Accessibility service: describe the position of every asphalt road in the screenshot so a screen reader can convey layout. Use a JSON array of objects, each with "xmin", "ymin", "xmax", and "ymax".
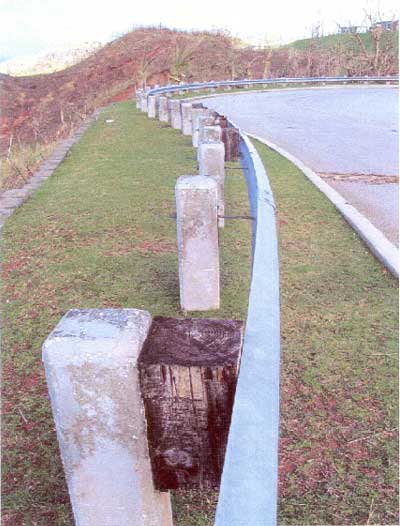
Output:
[{"xmin": 202, "ymin": 87, "xmax": 399, "ymax": 245}]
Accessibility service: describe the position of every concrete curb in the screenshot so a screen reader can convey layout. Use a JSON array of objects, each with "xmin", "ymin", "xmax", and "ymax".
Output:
[
  {"xmin": 0, "ymin": 108, "xmax": 104, "ymax": 231},
  {"xmin": 247, "ymin": 133, "xmax": 399, "ymax": 278}
]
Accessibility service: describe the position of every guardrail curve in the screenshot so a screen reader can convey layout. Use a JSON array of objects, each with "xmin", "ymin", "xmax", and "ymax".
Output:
[
  {"xmin": 140, "ymin": 80, "xmax": 283, "ymax": 525},
  {"xmin": 146, "ymin": 75, "xmax": 398, "ymax": 96}
]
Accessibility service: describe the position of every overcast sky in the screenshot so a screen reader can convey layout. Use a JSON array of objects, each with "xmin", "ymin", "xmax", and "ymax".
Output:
[{"xmin": 0, "ymin": 0, "xmax": 398, "ymax": 60}]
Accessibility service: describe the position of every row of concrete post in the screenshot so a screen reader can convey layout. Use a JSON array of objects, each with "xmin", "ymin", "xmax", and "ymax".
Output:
[
  {"xmin": 137, "ymin": 88, "xmax": 229, "ymax": 312},
  {"xmin": 42, "ymin": 88, "xmax": 239, "ymax": 526}
]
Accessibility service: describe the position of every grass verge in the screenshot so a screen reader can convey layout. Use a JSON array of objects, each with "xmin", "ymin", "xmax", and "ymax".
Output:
[
  {"xmin": 1, "ymin": 101, "xmax": 252, "ymax": 525},
  {"xmin": 1, "ymin": 100, "xmax": 398, "ymax": 525},
  {"xmin": 254, "ymin": 140, "xmax": 398, "ymax": 525}
]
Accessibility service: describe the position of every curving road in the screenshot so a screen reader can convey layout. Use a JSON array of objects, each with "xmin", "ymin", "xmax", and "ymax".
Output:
[{"xmin": 202, "ymin": 87, "xmax": 399, "ymax": 245}]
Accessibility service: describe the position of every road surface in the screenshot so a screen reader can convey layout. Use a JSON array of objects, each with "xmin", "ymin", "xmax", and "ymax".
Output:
[{"xmin": 202, "ymin": 87, "xmax": 399, "ymax": 245}]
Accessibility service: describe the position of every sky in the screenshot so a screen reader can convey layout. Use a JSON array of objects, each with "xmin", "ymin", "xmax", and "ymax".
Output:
[{"xmin": 0, "ymin": 0, "xmax": 398, "ymax": 61}]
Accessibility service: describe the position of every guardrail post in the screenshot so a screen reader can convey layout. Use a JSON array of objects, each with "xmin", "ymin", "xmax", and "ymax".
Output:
[
  {"xmin": 175, "ymin": 176, "xmax": 220, "ymax": 311},
  {"xmin": 148, "ymin": 95, "xmax": 158, "ymax": 118},
  {"xmin": 197, "ymin": 124, "xmax": 221, "ymax": 163},
  {"xmin": 221, "ymin": 128, "xmax": 240, "ymax": 162},
  {"xmin": 136, "ymin": 89, "xmax": 143, "ymax": 109},
  {"xmin": 168, "ymin": 99, "xmax": 182, "ymax": 129},
  {"xmin": 198, "ymin": 142, "xmax": 226, "ymax": 228},
  {"xmin": 140, "ymin": 92, "xmax": 148, "ymax": 112},
  {"xmin": 42, "ymin": 308, "xmax": 173, "ymax": 526},
  {"xmin": 192, "ymin": 108, "xmax": 212, "ymax": 147},
  {"xmin": 181, "ymin": 102, "xmax": 193, "ymax": 135},
  {"xmin": 138, "ymin": 316, "xmax": 243, "ymax": 490},
  {"xmin": 158, "ymin": 96, "xmax": 169, "ymax": 123}
]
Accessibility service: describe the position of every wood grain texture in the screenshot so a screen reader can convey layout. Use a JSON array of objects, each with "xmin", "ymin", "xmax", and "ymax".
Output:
[{"xmin": 138, "ymin": 316, "xmax": 244, "ymax": 490}]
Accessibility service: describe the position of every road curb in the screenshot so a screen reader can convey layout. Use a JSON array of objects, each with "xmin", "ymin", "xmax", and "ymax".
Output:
[{"xmin": 247, "ymin": 133, "xmax": 399, "ymax": 278}]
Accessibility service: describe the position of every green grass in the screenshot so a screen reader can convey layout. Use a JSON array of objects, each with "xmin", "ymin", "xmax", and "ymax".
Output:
[
  {"xmin": 286, "ymin": 30, "xmax": 398, "ymax": 53},
  {"xmin": 1, "ymin": 101, "xmax": 252, "ymax": 525},
  {"xmin": 1, "ymin": 100, "xmax": 398, "ymax": 525},
  {"xmin": 254, "ymin": 140, "xmax": 398, "ymax": 525}
]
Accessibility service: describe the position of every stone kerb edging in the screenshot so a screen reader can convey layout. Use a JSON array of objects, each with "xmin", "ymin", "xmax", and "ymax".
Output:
[
  {"xmin": 0, "ymin": 108, "xmax": 104, "ymax": 231},
  {"xmin": 248, "ymin": 133, "xmax": 399, "ymax": 279}
]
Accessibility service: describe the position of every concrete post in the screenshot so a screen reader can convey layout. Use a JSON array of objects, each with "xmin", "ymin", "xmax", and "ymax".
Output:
[
  {"xmin": 181, "ymin": 103, "xmax": 193, "ymax": 135},
  {"xmin": 147, "ymin": 95, "xmax": 158, "ymax": 118},
  {"xmin": 175, "ymin": 176, "xmax": 220, "ymax": 311},
  {"xmin": 191, "ymin": 108, "xmax": 210, "ymax": 147},
  {"xmin": 140, "ymin": 92, "xmax": 148, "ymax": 112},
  {"xmin": 198, "ymin": 142, "xmax": 226, "ymax": 228},
  {"xmin": 200, "ymin": 125, "xmax": 222, "ymax": 144},
  {"xmin": 158, "ymin": 97, "xmax": 169, "ymax": 123},
  {"xmin": 197, "ymin": 118, "xmax": 219, "ymax": 163},
  {"xmin": 135, "ymin": 89, "xmax": 143, "ymax": 109},
  {"xmin": 168, "ymin": 99, "xmax": 182, "ymax": 129},
  {"xmin": 43, "ymin": 308, "xmax": 173, "ymax": 526}
]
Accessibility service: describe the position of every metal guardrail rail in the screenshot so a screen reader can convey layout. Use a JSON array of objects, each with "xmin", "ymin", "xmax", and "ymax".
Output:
[
  {"xmin": 214, "ymin": 130, "xmax": 281, "ymax": 526},
  {"xmin": 140, "ymin": 76, "xmax": 397, "ymax": 524},
  {"xmin": 147, "ymin": 75, "xmax": 398, "ymax": 96},
  {"xmin": 141, "ymin": 80, "xmax": 284, "ymax": 524}
]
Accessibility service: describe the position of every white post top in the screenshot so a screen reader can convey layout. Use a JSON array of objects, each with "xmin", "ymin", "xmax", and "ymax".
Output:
[
  {"xmin": 43, "ymin": 308, "xmax": 151, "ymax": 367},
  {"xmin": 176, "ymin": 175, "xmax": 218, "ymax": 191}
]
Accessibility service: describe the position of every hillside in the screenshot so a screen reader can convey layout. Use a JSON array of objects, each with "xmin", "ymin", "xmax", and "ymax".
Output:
[{"xmin": 1, "ymin": 26, "xmax": 398, "ymax": 190}]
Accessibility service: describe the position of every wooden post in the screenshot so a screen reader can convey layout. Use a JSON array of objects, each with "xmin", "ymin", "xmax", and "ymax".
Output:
[
  {"xmin": 221, "ymin": 127, "xmax": 240, "ymax": 161},
  {"xmin": 138, "ymin": 316, "xmax": 243, "ymax": 490}
]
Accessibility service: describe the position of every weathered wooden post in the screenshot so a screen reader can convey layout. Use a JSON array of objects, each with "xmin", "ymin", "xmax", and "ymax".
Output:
[
  {"xmin": 168, "ymin": 99, "xmax": 182, "ymax": 129},
  {"xmin": 43, "ymin": 308, "xmax": 173, "ymax": 526},
  {"xmin": 138, "ymin": 316, "xmax": 244, "ymax": 490},
  {"xmin": 158, "ymin": 96, "xmax": 169, "ymax": 123},
  {"xmin": 198, "ymin": 141, "xmax": 226, "ymax": 228},
  {"xmin": 221, "ymin": 127, "xmax": 240, "ymax": 161},
  {"xmin": 175, "ymin": 175, "xmax": 219, "ymax": 311}
]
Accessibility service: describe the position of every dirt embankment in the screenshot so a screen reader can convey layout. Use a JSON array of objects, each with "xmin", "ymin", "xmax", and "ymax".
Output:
[{"xmin": 1, "ymin": 26, "xmax": 398, "ymax": 158}]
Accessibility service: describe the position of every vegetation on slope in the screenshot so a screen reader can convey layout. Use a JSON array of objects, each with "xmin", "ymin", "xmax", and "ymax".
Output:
[{"xmin": 1, "ymin": 25, "xmax": 398, "ymax": 193}]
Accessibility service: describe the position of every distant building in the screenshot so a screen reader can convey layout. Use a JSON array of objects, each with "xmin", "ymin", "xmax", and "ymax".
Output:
[
  {"xmin": 371, "ymin": 20, "xmax": 399, "ymax": 31},
  {"xmin": 339, "ymin": 25, "xmax": 368, "ymax": 34}
]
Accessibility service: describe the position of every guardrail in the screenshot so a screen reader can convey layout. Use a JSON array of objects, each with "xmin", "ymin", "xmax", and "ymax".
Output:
[
  {"xmin": 214, "ymin": 129, "xmax": 280, "ymax": 526},
  {"xmin": 147, "ymin": 75, "xmax": 398, "ymax": 96},
  {"xmin": 141, "ymin": 82, "xmax": 282, "ymax": 524}
]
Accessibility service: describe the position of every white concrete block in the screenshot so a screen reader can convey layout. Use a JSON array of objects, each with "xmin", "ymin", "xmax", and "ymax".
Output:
[
  {"xmin": 175, "ymin": 176, "xmax": 220, "ymax": 311},
  {"xmin": 181, "ymin": 103, "xmax": 193, "ymax": 135},
  {"xmin": 135, "ymin": 89, "xmax": 143, "ymax": 109},
  {"xmin": 147, "ymin": 95, "xmax": 158, "ymax": 118},
  {"xmin": 191, "ymin": 108, "xmax": 209, "ymax": 147},
  {"xmin": 140, "ymin": 93, "xmax": 148, "ymax": 112},
  {"xmin": 168, "ymin": 99, "xmax": 182, "ymax": 129},
  {"xmin": 43, "ymin": 308, "xmax": 173, "ymax": 526},
  {"xmin": 158, "ymin": 97, "xmax": 169, "ymax": 123},
  {"xmin": 198, "ymin": 142, "xmax": 226, "ymax": 227},
  {"xmin": 197, "ymin": 124, "xmax": 221, "ymax": 163}
]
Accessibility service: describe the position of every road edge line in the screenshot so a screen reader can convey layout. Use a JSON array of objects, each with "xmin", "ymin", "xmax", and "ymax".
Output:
[{"xmin": 247, "ymin": 133, "xmax": 399, "ymax": 279}]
